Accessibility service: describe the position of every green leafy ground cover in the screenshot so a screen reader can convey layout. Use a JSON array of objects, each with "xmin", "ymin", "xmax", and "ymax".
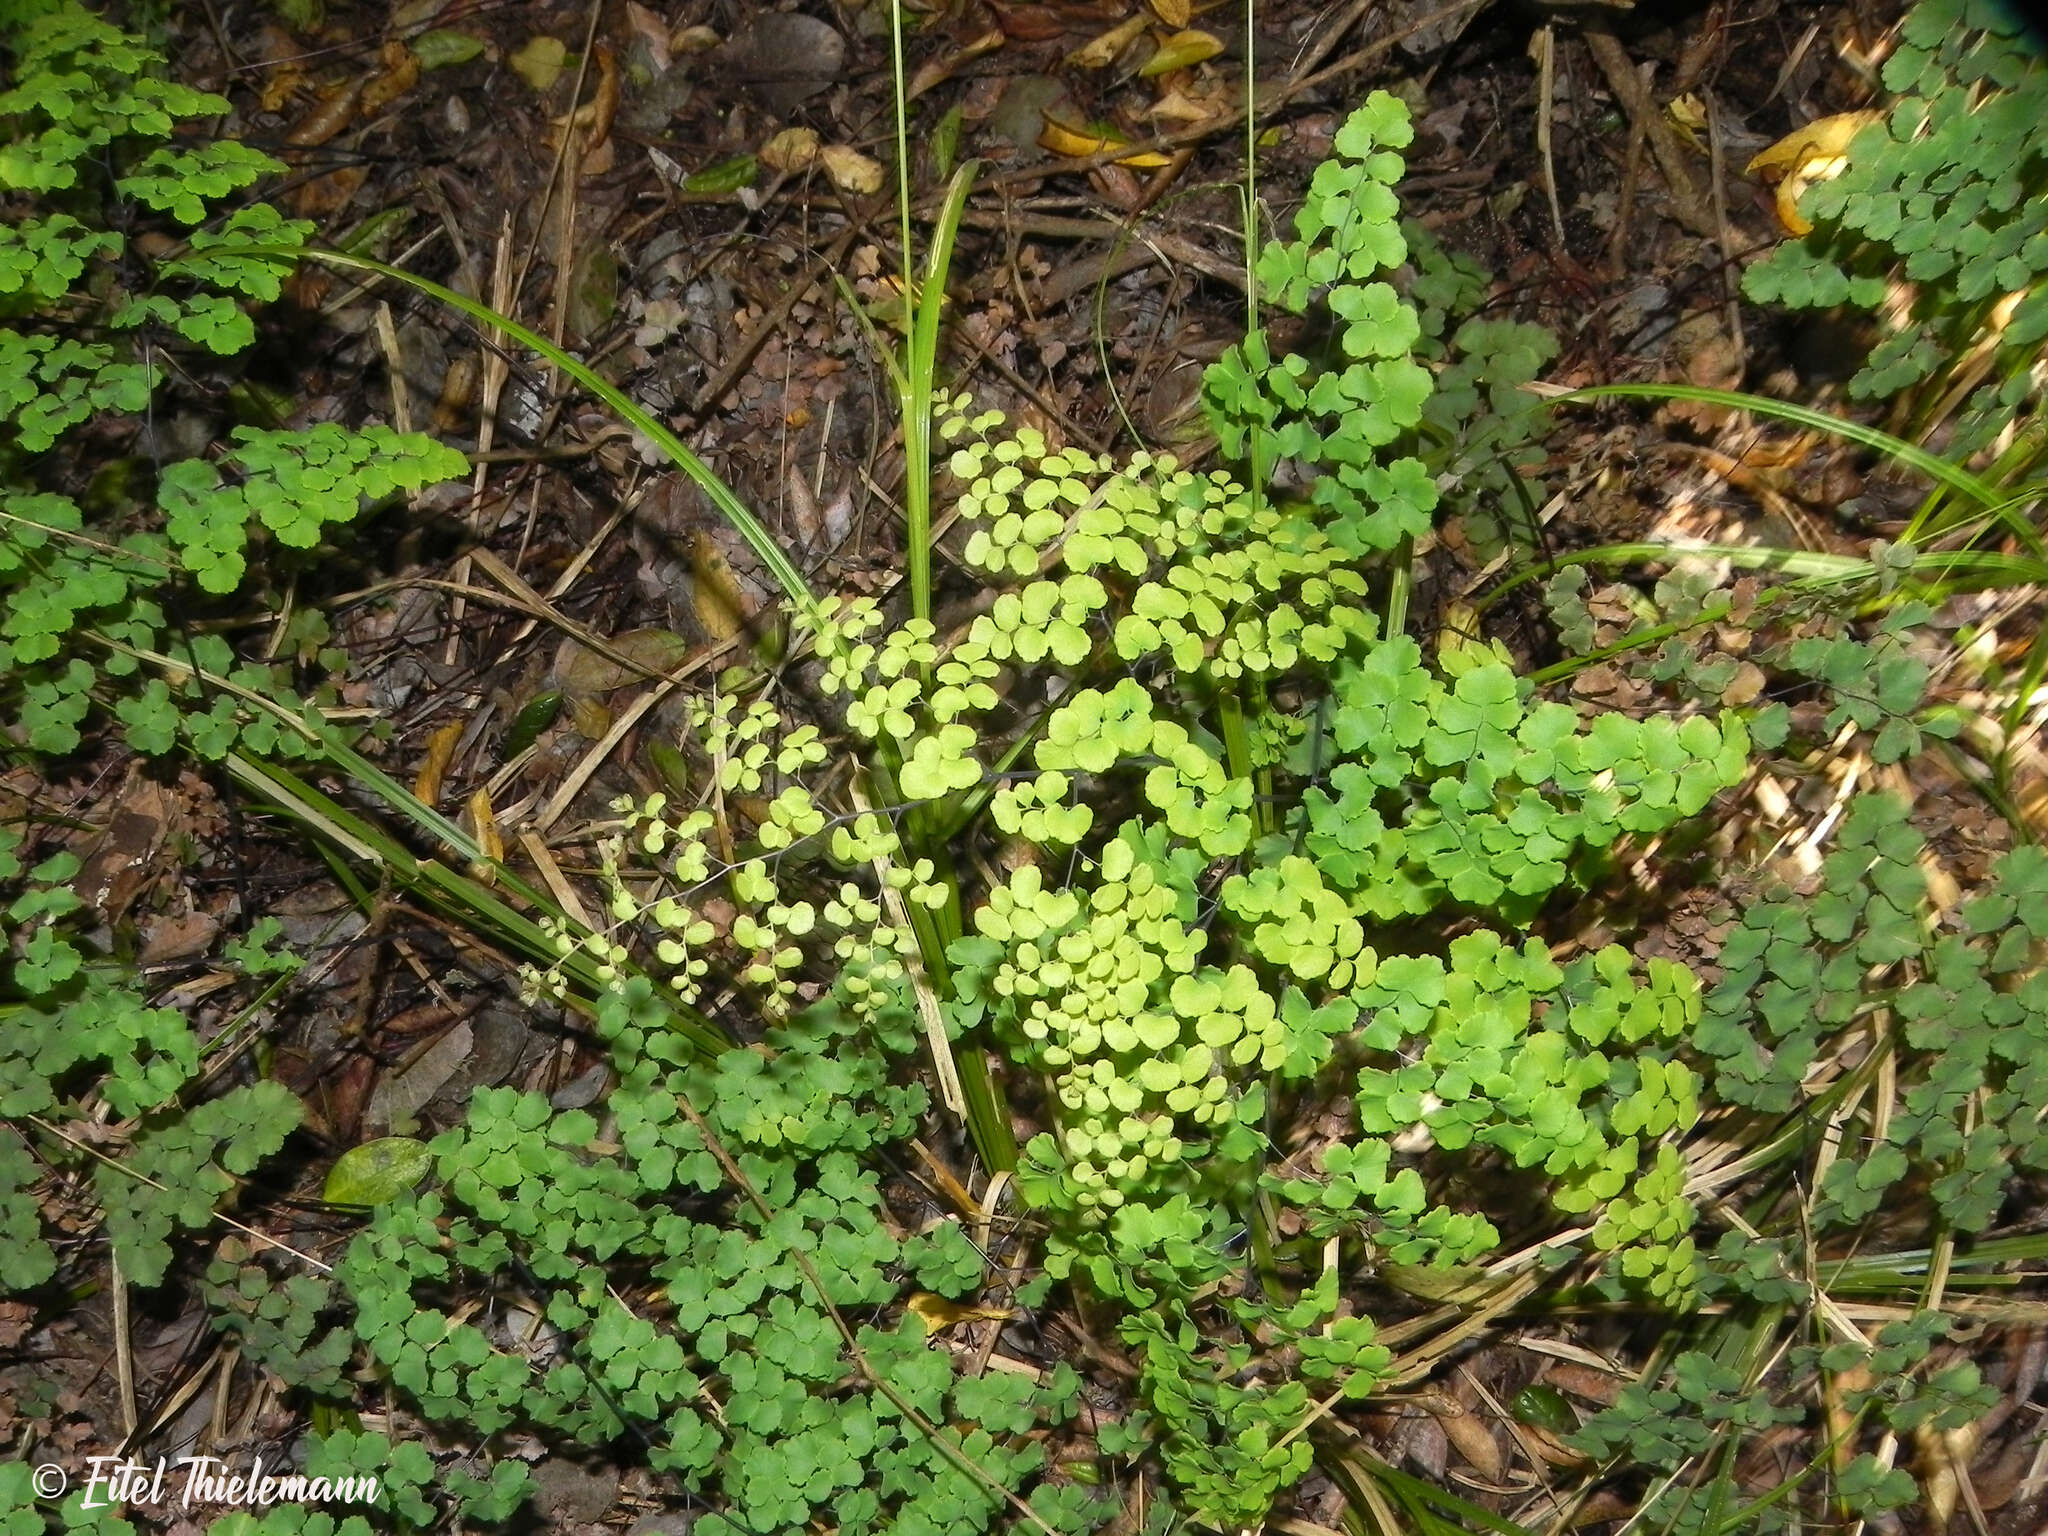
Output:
[{"xmin": 5, "ymin": 1, "xmax": 2047, "ymax": 1533}]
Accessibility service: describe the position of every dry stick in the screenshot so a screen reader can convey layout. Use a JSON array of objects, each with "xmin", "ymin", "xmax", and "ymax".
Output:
[
  {"xmin": 423, "ymin": 547, "xmax": 695, "ymax": 690},
  {"xmin": 444, "ymin": 215, "xmax": 518, "ymax": 667},
  {"xmin": 1534, "ymin": 25, "xmax": 1569, "ymax": 249},
  {"xmin": 373, "ymin": 301, "xmax": 415, "ymax": 432},
  {"xmin": 1581, "ymin": 26, "xmax": 1720, "ymax": 241},
  {"xmin": 25, "ymin": 1115, "xmax": 334, "ymax": 1274},
  {"xmin": 112, "ymin": 1253, "xmax": 137, "ymax": 1436},
  {"xmin": 1287, "ymin": 0, "xmax": 1388, "ymax": 84},
  {"xmin": 1704, "ymin": 88, "xmax": 1746, "ymax": 366},
  {"xmin": 846, "ymin": 777, "xmax": 967, "ymax": 1120},
  {"xmin": 960, "ymin": 210, "xmax": 1247, "ymax": 303},
  {"xmin": 509, "ymin": 0, "xmax": 606, "ymax": 308},
  {"xmin": 666, "ymin": 1091, "xmax": 1061, "ymax": 1536},
  {"xmin": 1608, "ymin": 116, "xmax": 1646, "ymax": 278}
]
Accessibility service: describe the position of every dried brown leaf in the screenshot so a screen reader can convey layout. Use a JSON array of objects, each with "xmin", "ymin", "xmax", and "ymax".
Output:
[
  {"xmin": 1065, "ymin": 13, "xmax": 1148, "ymax": 68},
  {"xmin": 817, "ymin": 143, "xmax": 885, "ymax": 195}
]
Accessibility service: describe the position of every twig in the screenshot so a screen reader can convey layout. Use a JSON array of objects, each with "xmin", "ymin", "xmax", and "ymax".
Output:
[
  {"xmin": 1704, "ymin": 88, "xmax": 1746, "ymax": 366},
  {"xmin": 1582, "ymin": 26, "xmax": 1720, "ymax": 240},
  {"xmin": 25, "ymin": 1115, "xmax": 334, "ymax": 1275},
  {"xmin": 1534, "ymin": 26, "xmax": 1569, "ymax": 249},
  {"xmin": 1608, "ymin": 116, "xmax": 1645, "ymax": 277}
]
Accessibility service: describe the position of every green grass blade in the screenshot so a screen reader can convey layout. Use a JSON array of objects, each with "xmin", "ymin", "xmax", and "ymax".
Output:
[
  {"xmin": 283, "ymin": 247, "xmax": 822, "ymax": 623},
  {"xmin": 904, "ymin": 161, "xmax": 979, "ymax": 623},
  {"xmin": 1565, "ymin": 382, "xmax": 2024, "ymax": 543}
]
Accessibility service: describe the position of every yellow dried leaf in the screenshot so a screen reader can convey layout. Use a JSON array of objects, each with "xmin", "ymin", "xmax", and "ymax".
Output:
[
  {"xmin": 465, "ymin": 785, "xmax": 503, "ymax": 882},
  {"xmin": 1665, "ymin": 91, "xmax": 1707, "ymax": 151},
  {"xmin": 906, "ymin": 1292, "xmax": 1014, "ymax": 1333},
  {"xmin": 259, "ymin": 65, "xmax": 309, "ymax": 114},
  {"xmin": 1065, "ymin": 13, "xmax": 1149, "ymax": 69},
  {"xmin": 1745, "ymin": 110, "xmax": 1881, "ymax": 235},
  {"xmin": 360, "ymin": 40, "xmax": 420, "ymax": 116},
  {"xmin": 761, "ymin": 126, "xmax": 820, "ymax": 171},
  {"xmin": 1744, "ymin": 110, "xmax": 1881, "ymax": 178},
  {"xmin": 1038, "ymin": 115, "xmax": 1171, "ymax": 168},
  {"xmin": 1146, "ymin": 0, "xmax": 1190, "ymax": 27},
  {"xmin": 817, "ymin": 143, "xmax": 885, "ymax": 195},
  {"xmin": 691, "ymin": 532, "xmax": 752, "ymax": 640},
  {"xmin": 510, "ymin": 35, "xmax": 567, "ymax": 92},
  {"xmin": 414, "ymin": 720, "xmax": 465, "ymax": 805},
  {"xmin": 1139, "ymin": 28, "xmax": 1222, "ymax": 77}
]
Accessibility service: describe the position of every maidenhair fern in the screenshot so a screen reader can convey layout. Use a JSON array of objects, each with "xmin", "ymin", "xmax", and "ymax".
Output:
[{"xmin": 561, "ymin": 90, "xmax": 1750, "ymax": 1530}]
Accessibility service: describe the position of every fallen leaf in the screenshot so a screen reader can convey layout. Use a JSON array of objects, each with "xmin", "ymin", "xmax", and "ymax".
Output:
[
  {"xmin": 466, "ymin": 785, "xmax": 503, "ymax": 876},
  {"xmin": 1089, "ymin": 161, "xmax": 1143, "ymax": 209},
  {"xmin": 907, "ymin": 29, "xmax": 1004, "ymax": 100},
  {"xmin": 906, "ymin": 1293, "xmax": 1013, "ymax": 1333},
  {"xmin": 760, "ymin": 126, "xmax": 820, "ymax": 171},
  {"xmin": 634, "ymin": 295, "xmax": 687, "ymax": 346},
  {"xmin": 1065, "ymin": 13, "xmax": 1148, "ymax": 68},
  {"xmin": 568, "ymin": 693, "xmax": 611, "ymax": 739},
  {"xmin": 1744, "ymin": 110, "xmax": 1881, "ymax": 178},
  {"xmin": 625, "ymin": 0, "xmax": 672, "ymax": 70},
  {"xmin": 1724, "ymin": 661, "xmax": 1767, "ymax": 706},
  {"xmin": 683, "ymin": 153, "xmax": 758, "ymax": 193},
  {"xmin": 510, "ymin": 35, "xmax": 568, "ymax": 92},
  {"xmin": 360, "ymin": 40, "xmax": 419, "ymax": 116},
  {"xmin": 985, "ymin": 1, "xmax": 1074, "ymax": 41},
  {"xmin": 259, "ymin": 63, "xmax": 309, "ymax": 112},
  {"xmin": 1433, "ymin": 1399, "xmax": 1504, "ymax": 1482},
  {"xmin": 562, "ymin": 241, "xmax": 618, "ymax": 348},
  {"xmin": 1745, "ymin": 110, "xmax": 1882, "ymax": 235},
  {"xmin": 414, "ymin": 719, "xmax": 465, "ymax": 804},
  {"xmin": 691, "ymin": 532, "xmax": 752, "ymax": 640},
  {"xmin": 546, "ymin": 41, "xmax": 620, "ymax": 163},
  {"xmin": 1139, "ymin": 27, "xmax": 1222, "ymax": 76},
  {"xmin": 412, "ymin": 28, "xmax": 486, "ymax": 69},
  {"xmin": 552, "ymin": 628, "xmax": 694, "ymax": 695},
  {"xmin": 1146, "ymin": 0, "xmax": 1189, "ymax": 27},
  {"xmin": 718, "ymin": 12, "xmax": 843, "ymax": 113},
  {"xmin": 1665, "ymin": 90, "xmax": 1708, "ymax": 151},
  {"xmin": 387, "ymin": 0, "xmax": 441, "ymax": 28},
  {"xmin": 140, "ymin": 909, "xmax": 221, "ymax": 966},
  {"xmin": 1039, "ymin": 114, "xmax": 1171, "ymax": 168},
  {"xmin": 1148, "ymin": 83, "xmax": 1223, "ymax": 123},
  {"xmin": 1378, "ymin": 1261, "xmax": 1497, "ymax": 1304},
  {"xmin": 289, "ymin": 164, "xmax": 367, "ymax": 217},
  {"xmin": 818, "ymin": 143, "xmax": 885, "ymax": 195},
  {"xmin": 72, "ymin": 769, "xmax": 171, "ymax": 923},
  {"xmin": 364, "ymin": 1024, "xmax": 471, "ymax": 1135},
  {"xmin": 285, "ymin": 80, "xmax": 361, "ymax": 146},
  {"xmin": 325, "ymin": 1136, "xmax": 433, "ymax": 1206}
]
